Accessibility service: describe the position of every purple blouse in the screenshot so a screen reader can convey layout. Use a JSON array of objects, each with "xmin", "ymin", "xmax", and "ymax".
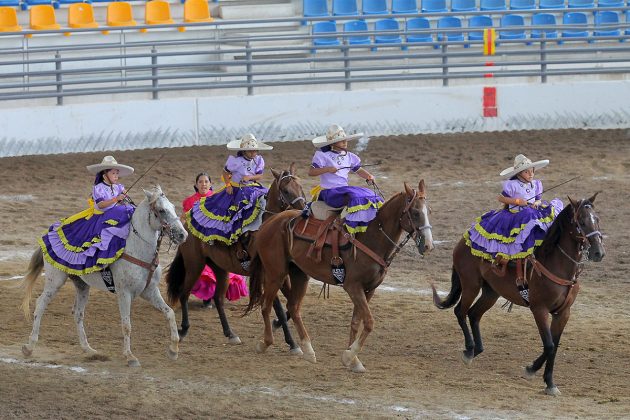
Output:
[
  {"xmin": 225, "ymin": 155, "xmax": 265, "ymax": 184},
  {"xmin": 502, "ymin": 179, "xmax": 543, "ymax": 210},
  {"xmin": 93, "ymin": 182, "xmax": 125, "ymax": 211},
  {"xmin": 311, "ymin": 150, "xmax": 361, "ymax": 189}
]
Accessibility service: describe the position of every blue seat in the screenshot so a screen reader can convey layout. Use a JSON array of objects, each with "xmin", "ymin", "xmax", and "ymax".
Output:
[
  {"xmin": 57, "ymin": 0, "xmax": 88, "ymax": 4},
  {"xmin": 437, "ymin": 16, "xmax": 464, "ymax": 42},
  {"xmin": 304, "ymin": 0, "xmax": 328, "ymax": 17},
  {"xmin": 561, "ymin": 11, "xmax": 589, "ymax": 39},
  {"xmin": 22, "ymin": 0, "xmax": 59, "ymax": 9},
  {"xmin": 343, "ymin": 19, "xmax": 371, "ymax": 44},
  {"xmin": 480, "ymin": 0, "xmax": 507, "ymax": 10},
  {"xmin": 451, "ymin": 0, "xmax": 476, "ymax": 11},
  {"xmin": 594, "ymin": 10, "xmax": 620, "ymax": 37},
  {"xmin": 626, "ymin": 10, "xmax": 630, "ymax": 35},
  {"xmin": 568, "ymin": 0, "xmax": 594, "ymax": 8},
  {"xmin": 422, "ymin": 0, "xmax": 447, "ymax": 12},
  {"xmin": 598, "ymin": 0, "xmax": 624, "ymax": 7},
  {"xmin": 392, "ymin": 0, "xmax": 418, "ymax": 14},
  {"xmin": 363, "ymin": 0, "xmax": 388, "ymax": 14},
  {"xmin": 539, "ymin": 0, "xmax": 565, "ymax": 8},
  {"xmin": 0, "ymin": 0, "xmax": 20, "ymax": 6},
  {"xmin": 312, "ymin": 21, "xmax": 340, "ymax": 47},
  {"xmin": 499, "ymin": 14, "xmax": 526, "ymax": 40},
  {"xmin": 531, "ymin": 13, "xmax": 558, "ymax": 39},
  {"xmin": 333, "ymin": 0, "xmax": 359, "ymax": 16},
  {"xmin": 406, "ymin": 17, "xmax": 433, "ymax": 43},
  {"xmin": 468, "ymin": 15, "xmax": 493, "ymax": 41},
  {"xmin": 374, "ymin": 18, "xmax": 403, "ymax": 45},
  {"xmin": 510, "ymin": 0, "xmax": 536, "ymax": 9}
]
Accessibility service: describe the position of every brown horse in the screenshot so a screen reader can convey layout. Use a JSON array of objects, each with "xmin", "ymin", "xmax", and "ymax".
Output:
[
  {"xmin": 166, "ymin": 163, "xmax": 306, "ymax": 352},
  {"xmin": 432, "ymin": 194, "xmax": 605, "ymax": 395},
  {"xmin": 246, "ymin": 181, "xmax": 434, "ymax": 372}
]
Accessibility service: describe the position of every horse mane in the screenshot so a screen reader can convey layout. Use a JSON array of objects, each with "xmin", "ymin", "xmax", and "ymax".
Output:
[{"xmin": 536, "ymin": 200, "xmax": 585, "ymax": 258}]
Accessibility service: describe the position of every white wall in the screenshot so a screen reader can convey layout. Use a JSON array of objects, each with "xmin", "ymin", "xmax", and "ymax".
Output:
[{"xmin": 1, "ymin": 80, "xmax": 629, "ymax": 157}]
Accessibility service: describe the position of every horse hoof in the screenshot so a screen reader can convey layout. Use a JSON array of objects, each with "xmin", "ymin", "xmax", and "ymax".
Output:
[
  {"xmin": 523, "ymin": 366, "xmax": 536, "ymax": 379},
  {"xmin": 22, "ymin": 345, "xmax": 32, "ymax": 357},
  {"xmin": 341, "ymin": 350, "xmax": 354, "ymax": 367},
  {"xmin": 127, "ymin": 359, "xmax": 141, "ymax": 368},
  {"xmin": 303, "ymin": 352, "xmax": 317, "ymax": 364},
  {"xmin": 545, "ymin": 386, "xmax": 561, "ymax": 396},
  {"xmin": 255, "ymin": 341, "xmax": 269, "ymax": 354},
  {"xmin": 350, "ymin": 357, "xmax": 366, "ymax": 373},
  {"xmin": 289, "ymin": 346, "xmax": 303, "ymax": 356},
  {"xmin": 461, "ymin": 351, "xmax": 473, "ymax": 366},
  {"xmin": 167, "ymin": 348, "xmax": 178, "ymax": 361},
  {"xmin": 228, "ymin": 336, "xmax": 242, "ymax": 345}
]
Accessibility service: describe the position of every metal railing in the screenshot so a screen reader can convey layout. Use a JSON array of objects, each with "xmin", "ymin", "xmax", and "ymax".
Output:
[{"xmin": 1, "ymin": 9, "xmax": 630, "ymax": 104}]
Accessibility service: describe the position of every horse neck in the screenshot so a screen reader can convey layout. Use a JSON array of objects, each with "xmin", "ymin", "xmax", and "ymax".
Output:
[
  {"xmin": 125, "ymin": 199, "xmax": 159, "ymax": 259},
  {"xmin": 265, "ymin": 179, "xmax": 283, "ymax": 215},
  {"xmin": 536, "ymin": 211, "xmax": 582, "ymax": 280},
  {"xmin": 356, "ymin": 193, "xmax": 406, "ymax": 257}
]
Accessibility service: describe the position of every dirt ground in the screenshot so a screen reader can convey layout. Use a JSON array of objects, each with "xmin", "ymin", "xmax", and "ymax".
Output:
[{"xmin": 1, "ymin": 129, "xmax": 629, "ymax": 419}]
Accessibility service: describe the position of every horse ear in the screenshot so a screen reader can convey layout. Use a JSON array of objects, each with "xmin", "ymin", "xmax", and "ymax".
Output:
[
  {"xmin": 567, "ymin": 195, "xmax": 578, "ymax": 208},
  {"xmin": 418, "ymin": 179, "xmax": 426, "ymax": 194},
  {"xmin": 289, "ymin": 162, "xmax": 297, "ymax": 176},
  {"xmin": 404, "ymin": 182, "xmax": 414, "ymax": 197},
  {"xmin": 588, "ymin": 191, "xmax": 600, "ymax": 204},
  {"xmin": 143, "ymin": 188, "xmax": 152, "ymax": 200},
  {"xmin": 270, "ymin": 168, "xmax": 281, "ymax": 179}
]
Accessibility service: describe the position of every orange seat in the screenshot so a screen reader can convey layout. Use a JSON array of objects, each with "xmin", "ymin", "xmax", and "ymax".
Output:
[
  {"xmin": 68, "ymin": 3, "xmax": 98, "ymax": 29},
  {"xmin": 29, "ymin": 5, "xmax": 61, "ymax": 31},
  {"xmin": 106, "ymin": 2, "xmax": 137, "ymax": 27},
  {"xmin": 184, "ymin": 0, "xmax": 213, "ymax": 23},
  {"xmin": 0, "ymin": 6, "xmax": 22, "ymax": 32},
  {"xmin": 145, "ymin": 0, "xmax": 174, "ymax": 25}
]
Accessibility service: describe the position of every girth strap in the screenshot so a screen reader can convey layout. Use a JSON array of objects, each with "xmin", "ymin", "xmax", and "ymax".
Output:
[{"xmin": 120, "ymin": 252, "xmax": 160, "ymax": 291}]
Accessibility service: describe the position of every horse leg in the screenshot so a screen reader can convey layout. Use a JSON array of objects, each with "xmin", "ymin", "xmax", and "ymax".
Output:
[
  {"xmin": 255, "ymin": 273, "xmax": 283, "ymax": 355},
  {"xmin": 272, "ymin": 280, "xmax": 293, "ymax": 331},
  {"xmin": 141, "ymin": 283, "xmax": 179, "ymax": 361},
  {"xmin": 341, "ymin": 283, "xmax": 374, "ymax": 373},
  {"xmin": 467, "ymin": 284, "xmax": 499, "ymax": 357},
  {"xmin": 211, "ymin": 266, "xmax": 241, "ymax": 345},
  {"xmin": 22, "ymin": 268, "xmax": 67, "ymax": 357},
  {"xmin": 344, "ymin": 289, "xmax": 375, "ymax": 373},
  {"xmin": 178, "ymin": 295, "xmax": 190, "ymax": 340},
  {"xmin": 117, "ymin": 290, "xmax": 139, "ymax": 367},
  {"xmin": 282, "ymin": 270, "xmax": 315, "ymax": 363},
  {"xmin": 453, "ymin": 273, "xmax": 481, "ymax": 365},
  {"xmin": 70, "ymin": 276, "xmax": 97, "ymax": 355},
  {"xmin": 272, "ymin": 292, "xmax": 302, "ymax": 356}
]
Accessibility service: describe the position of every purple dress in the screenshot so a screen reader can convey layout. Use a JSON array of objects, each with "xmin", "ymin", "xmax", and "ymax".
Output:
[
  {"xmin": 312, "ymin": 149, "xmax": 383, "ymax": 234},
  {"xmin": 465, "ymin": 178, "xmax": 564, "ymax": 261},
  {"xmin": 39, "ymin": 182, "xmax": 135, "ymax": 275},
  {"xmin": 187, "ymin": 154, "xmax": 268, "ymax": 245}
]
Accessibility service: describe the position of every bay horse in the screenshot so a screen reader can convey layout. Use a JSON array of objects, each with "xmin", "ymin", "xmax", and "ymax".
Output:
[
  {"xmin": 21, "ymin": 186, "xmax": 188, "ymax": 367},
  {"xmin": 246, "ymin": 181, "xmax": 434, "ymax": 372},
  {"xmin": 432, "ymin": 194, "xmax": 605, "ymax": 395},
  {"xmin": 166, "ymin": 163, "xmax": 306, "ymax": 352}
]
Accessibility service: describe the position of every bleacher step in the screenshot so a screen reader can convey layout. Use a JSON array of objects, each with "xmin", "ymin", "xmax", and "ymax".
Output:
[{"xmin": 219, "ymin": 2, "xmax": 295, "ymax": 20}]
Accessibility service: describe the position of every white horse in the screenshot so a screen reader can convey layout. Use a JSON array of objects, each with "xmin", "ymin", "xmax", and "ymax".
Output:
[{"xmin": 21, "ymin": 186, "xmax": 187, "ymax": 367}]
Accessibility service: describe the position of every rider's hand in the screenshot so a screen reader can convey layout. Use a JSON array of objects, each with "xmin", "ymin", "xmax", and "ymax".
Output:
[
  {"xmin": 514, "ymin": 198, "xmax": 527, "ymax": 207},
  {"xmin": 365, "ymin": 176, "xmax": 375, "ymax": 186},
  {"xmin": 116, "ymin": 194, "xmax": 126, "ymax": 203},
  {"xmin": 226, "ymin": 185, "xmax": 233, "ymax": 195},
  {"xmin": 531, "ymin": 200, "xmax": 542, "ymax": 209}
]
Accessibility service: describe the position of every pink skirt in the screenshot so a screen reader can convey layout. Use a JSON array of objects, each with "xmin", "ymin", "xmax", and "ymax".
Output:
[{"xmin": 190, "ymin": 266, "xmax": 248, "ymax": 302}]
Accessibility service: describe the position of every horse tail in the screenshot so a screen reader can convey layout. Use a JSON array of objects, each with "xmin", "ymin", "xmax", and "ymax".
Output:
[
  {"xmin": 244, "ymin": 254, "xmax": 263, "ymax": 316},
  {"xmin": 166, "ymin": 248, "xmax": 186, "ymax": 307},
  {"xmin": 21, "ymin": 248, "xmax": 44, "ymax": 320},
  {"xmin": 431, "ymin": 267, "xmax": 462, "ymax": 310}
]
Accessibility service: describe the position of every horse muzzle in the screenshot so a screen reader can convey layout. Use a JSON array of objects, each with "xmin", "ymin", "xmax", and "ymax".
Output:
[{"xmin": 414, "ymin": 226, "xmax": 434, "ymax": 256}]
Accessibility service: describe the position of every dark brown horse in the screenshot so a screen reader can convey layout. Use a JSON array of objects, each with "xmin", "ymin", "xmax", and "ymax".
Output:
[
  {"xmin": 166, "ymin": 164, "xmax": 306, "ymax": 352},
  {"xmin": 246, "ymin": 181, "xmax": 434, "ymax": 372},
  {"xmin": 432, "ymin": 194, "xmax": 605, "ymax": 395}
]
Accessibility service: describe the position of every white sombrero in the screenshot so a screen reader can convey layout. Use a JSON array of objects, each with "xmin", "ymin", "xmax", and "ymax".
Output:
[
  {"xmin": 500, "ymin": 154, "xmax": 549, "ymax": 178},
  {"xmin": 86, "ymin": 155, "xmax": 134, "ymax": 177},
  {"xmin": 226, "ymin": 133, "xmax": 273, "ymax": 151},
  {"xmin": 312, "ymin": 124, "xmax": 364, "ymax": 148}
]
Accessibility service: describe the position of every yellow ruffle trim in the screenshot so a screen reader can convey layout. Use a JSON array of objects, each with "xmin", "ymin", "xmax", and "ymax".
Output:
[
  {"xmin": 38, "ymin": 237, "xmax": 125, "ymax": 276},
  {"xmin": 470, "ymin": 207, "xmax": 556, "ymax": 244},
  {"xmin": 463, "ymin": 230, "xmax": 544, "ymax": 262}
]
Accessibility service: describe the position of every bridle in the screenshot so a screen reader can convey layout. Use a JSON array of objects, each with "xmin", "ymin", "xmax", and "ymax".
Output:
[
  {"xmin": 274, "ymin": 172, "xmax": 307, "ymax": 211},
  {"xmin": 558, "ymin": 201, "xmax": 602, "ymax": 267}
]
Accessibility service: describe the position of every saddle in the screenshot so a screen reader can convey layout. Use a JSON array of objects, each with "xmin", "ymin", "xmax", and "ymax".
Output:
[{"xmin": 492, "ymin": 255, "xmax": 530, "ymax": 305}]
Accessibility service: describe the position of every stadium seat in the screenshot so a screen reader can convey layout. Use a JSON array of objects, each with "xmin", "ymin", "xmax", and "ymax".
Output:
[
  {"xmin": 597, "ymin": 0, "xmax": 624, "ymax": 7},
  {"xmin": 184, "ymin": 0, "xmax": 213, "ymax": 23},
  {"xmin": 303, "ymin": 0, "xmax": 328, "ymax": 18},
  {"xmin": 68, "ymin": 3, "xmax": 97, "ymax": 29},
  {"xmin": 539, "ymin": 0, "xmax": 565, "ymax": 8},
  {"xmin": 312, "ymin": 21, "xmax": 340, "ymax": 47},
  {"xmin": 144, "ymin": 0, "xmax": 174, "ymax": 30},
  {"xmin": 531, "ymin": 13, "xmax": 558, "ymax": 39},
  {"xmin": 510, "ymin": 0, "xmax": 536, "ymax": 10},
  {"xmin": 422, "ymin": 0, "xmax": 447, "ymax": 13},
  {"xmin": 499, "ymin": 14, "xmax": 526, "ymax": 40},
  {"xmin": 437, "ymin": 16, "xmax": 464, "ymax": 42},
  {"xmin": 567, "ymin": 0, "xmax": 594, "ymax": 8},
  {"xmin": 0, "ymin": 0, "xmax": 20, "ymax": 7},
  {"xmin": 561, "ymin": 11, "xmax": 589, "ymax": 40},
  {"xmin": 373, "ymin": 18, "xmax": 402, "ymax": 49},
  {"xmin": 406, "ymin": 17, "xmax": 433, "ymax": 43},
  {"xmin": 363, "ymin": 0, "xmax": 388, "ymax": 14},
  {"xmin": 58, "ymin": 0, "xmax": 88, "ymax": 5},
  {"xmin": 0, "ymin": 6, "xmax": 22, "ymax": 31},
  {"xmin": 23, "ymin": 0, "xmax": 59, "ymax": 11},
  {"xmin": 468, "ymin": 15, "xmax": 493, "ymax": 41},
  {"xmin": 626, "ymin": 10, "xmax": 630, "ymax": 35},
  {"xmin": 594, "ymin": 10, "xmax": 620, "ymax": 38},
  {"xmin": 332, "ymin": 0, "xmax": 358, "ymax": 16},
  {"xmin": 451, "ymin": 0, "xmax": 476, "ymax": 11},
  {"xmin": 343, "ymin": 19, "xmax": 371, "ymax": 44},
  {"xmin": 29, "ymin": 4, "xmax": 60, "ymax": 30},
  {"xmin": 480, "ymin": 0, "xmax": 507, "ymax": 10},
  {"xmin": 391, "ymin": 0, "xmax": 418, "ymax": 14},
  {"xmin": 106, "ymin": 2, "xmax": 137, "ymax": 27}
]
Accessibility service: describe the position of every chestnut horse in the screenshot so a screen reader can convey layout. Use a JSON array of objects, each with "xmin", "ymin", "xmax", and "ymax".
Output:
[
  {"xmin": 166, "ymin": 164, "xmax": 306, "ymax": 351},
  {"xmin": 432, "ymin": 194, "xmax": 605, "ymax": 395},
  {"xmin": 246, "ymin": 181, "xmax": 434, "ymax": 372}
]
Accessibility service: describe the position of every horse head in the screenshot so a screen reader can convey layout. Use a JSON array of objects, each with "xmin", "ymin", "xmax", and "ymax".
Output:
[
  {"xmin": 403, "ymin": 180, "xmax": 434, "ymax": 256},
  {"xmin": 567, "ymin": 193, "xmax": 605, "ymax": 262},
  {"xmin": 269, "ymin": 163, "xmax": 307, "ymax": 212},
  {"xmin": 143, "ymin": 185, "xmax": 188, "ymax": 244}
]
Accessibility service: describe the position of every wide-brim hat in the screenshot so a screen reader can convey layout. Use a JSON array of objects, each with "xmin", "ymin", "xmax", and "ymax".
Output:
[
  {"xmin": 226, "ymin": 133, "xmax": 273, "ymax": 151},
  {"xmin": 312, "ymin": 124, "xmax": 364, "ymax": 148},
  {"xmin": 86, "ymin": 155, "xmax": 134, "ymax": 177},
  {"xmin": 500, "ymin": 154, "xmax": 549, "ymax": 178}
]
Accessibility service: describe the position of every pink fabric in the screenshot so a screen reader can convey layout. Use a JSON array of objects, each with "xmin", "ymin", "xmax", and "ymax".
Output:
[
  {"xmin": 182, "ymin": 190, "xmax": 213, "ymax": 212},
  {"xmin": 190, "ymin": 267, "xmax": 248, "ymax": 302}
]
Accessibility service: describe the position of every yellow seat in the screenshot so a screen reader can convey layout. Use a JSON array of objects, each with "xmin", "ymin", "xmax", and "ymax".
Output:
[
  {"xmin": 68, "ymin": 3, "xmax": 98, "ymax": 29},
  {"xmin": 0, "ymin": 6, "xmax": 22, "ymax": 32},
  {"xmin": 29, "ymin": 5, "xmax": 61, "ymax": 31},
  {"xmin": 184, "ymin": 0, "xmax": 213, "ymax": 23},
  {"xmin": 145, "ymin": 0, "xmax": 174, "ymax": 26},
  {"xmin": 106, "ymin": 2, "xmax": 137, "ymax": 27}
]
